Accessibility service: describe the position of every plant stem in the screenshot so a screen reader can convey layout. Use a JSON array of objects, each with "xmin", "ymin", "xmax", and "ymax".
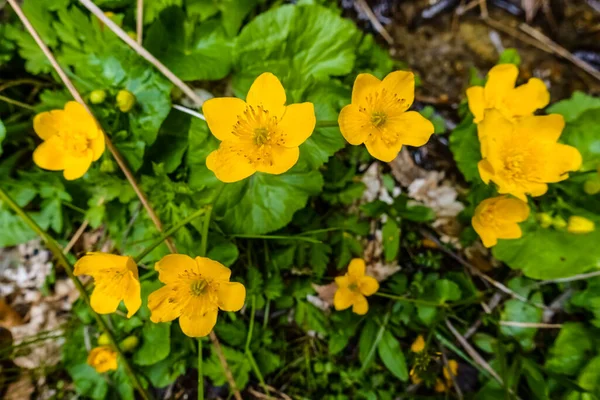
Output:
[
  {"xmin": 0, "ymin": 188, "xmax": 151, "ymax": 400},
  {"xmin": 198, "ymin": 338, "xmax": 204, "ymax": 400},
  {"xmin": 315, "ymin": 120, "xmax": 339, "ymax": 128},
  {"xmin": 231, "ymin": 234, "xmax": 322, "ymax": 244},
  {"xmin": 244, "ymin": 297, "xmax": 270, "ymax": 396},
  {"xmin": 374, "ymin": 292, "xmax": 445, "ymax": 307},
  {"xmin": 0, "ymin": 94, "xmax": 35, "ymax": 111},
  {"xmin": 199, "ymin": 205, "xmax": 213, "ymax": 258},
  {"xmin": 134, "ymin": 206, "xmax": 208, "ymax": 263}
]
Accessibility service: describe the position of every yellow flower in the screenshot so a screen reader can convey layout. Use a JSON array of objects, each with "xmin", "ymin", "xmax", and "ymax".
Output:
[
  {"xmin": 472, "ymin": 196, "xmax": 530, "ymax": 248},
  {"xmin": 338, "ymin": 71, "xmax": 434, "ymax": 162},
  {"xmin": 567, "ymin": 216, "xmax": 595, "ymax": 234},
  {"xmin": 333, "ymin": 259, "xmax": 379, "ymax": 315},
  {"xmin": 434, "ymin": 359, "xmax": 459, "ymax": 393},
  {"xmin": 410, "ymin": 367, "xmax": 422, "ymax": 385},
  {"xmin": 148, "ymin": 255, "xmax": 246, "ymax": 337},
  {"xmin": 33, "ymin": 101, "xmax": 105, "ymax": 180},
  {"xmin": 203, "ymin": 73, "xmax": 315, "ymax": 183},
  {"xmin": 411, "ymin": 335, "xmax": 426, "ymax": 353},
  {"xmin": 74, "ymin": 253, "xmax": 141, "ymax": 318},
  {"xmin": 87, "ymin": 346, "xmax": 118, "ymax": 373},
  {"xmin": 467, "ymin": 64, "xmax": 549, "ymax": 123},
  {"xmin": 477, "ymin": 110, "xmax": 582, "ymax": 200}
]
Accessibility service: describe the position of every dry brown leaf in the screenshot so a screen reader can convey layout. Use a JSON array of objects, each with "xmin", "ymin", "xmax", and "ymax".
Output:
[
  {"xmin": 4, "ymin": 371, "xmax": 35, "ymax": 400},
  {"xmin": 0, "ymin": 299, "xmax": 23, "ymax": 328}
]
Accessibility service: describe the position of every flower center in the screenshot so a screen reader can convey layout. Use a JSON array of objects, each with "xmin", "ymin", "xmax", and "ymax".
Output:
[
  {"xmin": 233, "ymin": 105, "xmax": 280, "ymax": 147},
  {"xmin": 60, "ymin": 131, "xmax": 91, "ymax": 155},
  {"xmin": 253, "ymin": 127, "xmax": 270, "ymax": 146},
  {"xmin": 348, "ymin": 282, "xmax": 359, "ymax": 292},
  {"xmin": 371, "ymin": 112, "xmax": 387, "ymax": 128},
  {"xmin": 504, "ymin": 154, "xmax": 525, "ymax": 179},
  {"xmin": 190, "ymin": 279, "xmax": 208, "ymax": 296}
]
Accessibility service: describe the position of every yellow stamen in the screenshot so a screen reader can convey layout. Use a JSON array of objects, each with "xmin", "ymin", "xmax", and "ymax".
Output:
[{"xmin": 190, "ymin": 280, "xmax": 208, "ymax": 296}]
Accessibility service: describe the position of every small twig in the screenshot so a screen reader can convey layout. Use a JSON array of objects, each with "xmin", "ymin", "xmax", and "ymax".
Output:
[
  {"xmin": 485, "ymin": 18, "xmax": 553, "ymax": 53},
  {"xmin": 499, "ymin": 321, "xmax": 562, "ymax": 329},
  {"xmin": 209, "ymin": 332, "xmax": 243, "ymax": 400},
  {"xmin": 0, "ymin": 94, "xmax": 35, "ymax": 110},
  {"xmin": 479, "ymin": 0, "xmax": 488, "ymax": 18},
  {"xmin": 542, "ymin": 289, "xmax": 573, "ymax": 323},
  {"xmin": 455, "ymin": 0, "xmax": 482, "ymax": 16},
  {"xmin": 519, "ymin": 23, "xmax": 600, "ymax": 82},
  {"xmin": 537, "ymin": 270, "xmax": 600, "ymax": 286},
  {"xmin": 173, "ymin": 104, "xmax": 206, "ymax": 120},
  {"xmin": 354, "ymin": 0, "xmax": 394, "ymax": 45},
  {"xmin": 0, "ymin": 78, "xmax": 50, "ymax": 92},
  {"xmin": 78, "ymin": 0, "xmax": 204, "ymax": 106},
  {"xmin": 136, "ymin": 0, "xmax": 143, "ymax": 45},
  {"xmin": 463, "ymin": 292, "xmax": 504, "ymax": 339},
  {"xmin": 64, "ymin": 220, "xmax": 89, "ymax": 254}
]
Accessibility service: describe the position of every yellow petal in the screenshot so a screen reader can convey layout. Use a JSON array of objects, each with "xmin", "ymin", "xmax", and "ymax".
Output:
[
  {"xmin": 195, "ymin": 257, "xmax": 232, "ymax": 281},
  {"xmin": 74, "ymin": 253, "xmax": 131, "ymax": 277},
  {"xmin": 206, "ymin": 142, "xmax": 256, "ymax": 183},
  {"xmin": 477, "ymin": 109, "xmax": 514, "ymax": 157},
  {"xmin": 568, "ymin": 216, "xmax": 595, "ymax": 234},
  {"xmin": 123, "ymin": 271, "xmax": 141, "ymax": 318},
  {"xmin": 472, "ymin": 216, "xmax": 498, "ymax": 248},
  {"xmin": 359, "ymin": 276, "xmax": 379, "ymax": 296},
  {"xmin": 91, "ymin": 133, "xmax": 105, "ymax": 161},
  {"xmin": 380, "ymin": 71, "xmax": 415, "ymax": 111},
  {"xmin": 277, "ymin": 103, "xmax": 316, "ymax": 147},
  {"xmin": 155, "ymin": 254, "xmax": 197, "ymax": 284},
  {"xmin": 179, "ymin": 308, "xmax": 218, "ymax": 337},
  {"xmin": 477, "ymin": 159, "xmax": 494, "ymax": 184},
  {"xmin": 411, "ymin": 335, "xmax": 426, "ymax": 353},
  {"xmin": 352, "ymin": 73, "xmax": 381, "ymax": 105},
  {"xmin": 517, "ymin": 114, "xmax": 564, "ymax": 142},
  {"xmin": 352, "ymin": 294, "xmax": 369, "ymax": 315},
  {"xmin": 33, "ymin": 110, "xmax": 66, "ymax": 140},
  {"xmin": 255, "ymin": 146, "xmax": 299, "ymax": 175},
  {"xmin": 365, "ymin": 135, "xmax": 403, "ymax": 162},
  {"xmin": 347, "ymin": 258, "xmax": 366, "ymax": 278},
  {"xmin": 246, "ymin": 72, "xmax": 286, "ymax": 118},
  {"xmin": 33, "ymin": 136, "xmax": 66, "ymax": 171},
  {"xmin": 202, "ymin": 97, "xmax": 248, "ymax": 142},
  {"xmin": 466, "ymin": 86, "xmax": 485, "ymax": 123},
  {"xmin": 495, "ymin": 222, "xmax": 523, "ymax": 240},
  {"xmin": 63, "ymin": 150, "xmax": 93, "ymax": 180},
  {"xmin": 484, "ymin": 64, "xmax": 518, "ymax": 107},
  {"xmin": 148, "ymin": 284, "xmax": 186, "ymax": 323},
  {"xmin": 434, "ymin": 379, "xmax": 448, "ymax": 393},
  {"xmin": 64, "ymin": 101, "xmax": 98, "ymax": 134},
  {"xmin": 539, "ymin": 143, "xmax": 582, "ymax": 182},
  {"xmin": 504, "ymin": 78, "xmax": 549, "ymax": 117},
  {"xmin": 334, "ymin": 275, "xmax": 349, "ymax": 289},
  {"xmin": 338, "ymin": 104, "xmax": 371, "ymax": 145},
  {"xmin": 90, "ymin": 287, "xmax": 122, "ymax": 314},
  {"xmin": 494, "ymin": 197, "xmax": 530, "ymax": 222},
  {"xmin": 217, "ymin": 282, "xmax": 246, "ymax": 311},
  {"xmin": 388, "ymin": 111, "xmax": 434, "ymax": 147},
  {"xmin": 333, "ymin": 287, "xmax": 354, "ymax": 311}
]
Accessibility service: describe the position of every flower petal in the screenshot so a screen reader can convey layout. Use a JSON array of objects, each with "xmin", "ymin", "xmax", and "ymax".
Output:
[
  {"xmin": 33, "ymin": 136, "xmax": 66, "ymax": 171},
  {"xmin": 246, "ymin": 72, "xmax": 286, "ymax": 118},
  {"xmin": 195, "ymin": 257, "xmax": 232, "ymax": 281},
  {"xmin": 339, "ymin": 104, "xmax": 371, "ymax": 145},
  {"xmin": 90, "ymin": 286, "xmax": 122, "ymax": 314},
  {"xmin": 206, "ymin": 142, "xmax": 256, "ymax": 183},
  {"xmin": 155, "ymin": 254, "xmax": 197, "ymax": 284},
  {"xmin": 202, "ymin": 97, "xmax": 248, "ymax": 142},
  {"xmin": 63, "ymin": 150, "xmax": 93, "ymax": 180},
  {"xmin": 495, "ymin": 222, "xmax": 523, "ymax": 240},
  {"xmin": 64, "ymin": 101, "xmax": 98, "ymax": 134},
  {"xmin": 255, "ymin": 145, "xmax": 299, "ymax": 175},
  {"xmin": 504, "ymin": 78, "xmax": 550, "ymax": 117},
  {"xmin": 334, "ymin": 287, "xmax": 354, "ymax": 311},
  {"xmin": 352, "ymin": 73, "xmax": 381, "ymax": 105},
  {"xmin": 359, "ymin": 276, "xmax": 379, "ymax": 296},
  {"xmin": 123, "ymin": 271, "xmax": 142, "ymax": 318},
  {"xmin": 472, "ymin": 217, "xmax": 497, "ymax": 248},
  {"xmin": 334, "ymin": 275, "xmax": 349, "ymax": 289},
  {"xmin": 477, "ymin": 159, "xmax": 494, "ymax": 184},
  {"xmin": 74, "ymin": 253, "xmax": 131, "ymax": 277},
  {"xmin": 388, "ymin": 111, "xmax": 434, "ymax": 147},
  {"xmin": 466, "ymin": 86, "xmax": 485, "ymax": 123},
  {"xmin": 517, "ymin": 114, "xmax": 564, "ymax": 142},
  {"xmin": 380, "ymin": 71, "xmax": 415, "ymax": 111},
  {"xmin": 484, "ymin": 64, "xmax": 518, "ymax": 107},
  {"xmin": 477, "ymin": 109, "xmax": 514, "ymax": 158},
  {"xmin": 277, "ymin": 103, "xmax": 316, "ymax": 147},
  {"xmin": 352, "ymin": 294, "xmax": 369, "ymax": 315},
  {"xmin": 33, "ymin": 110, "xmax": 66, "ymax": 140},
  {"xmin": 148, "ymin": 285, "xmax": 186, "ymax": 323},
  {"xmin": 179, "ymin": 308, "xmax": 218, "ymax": 337},
  {"xmin": 91, "ymin": 133, "xmax": 105, "ymax": 161},
  {"xmin": 217, "ymin": 282, "xmax": 246, "ymax": 311},
  {"xmin": 495, "ymin": 197, "xmax": 530, "ymax": 222},
  {"xmin": 365, "ymin": 135, "xmax": 403, "ymax": 162},
  {"xmin": 539, "ymin": 143, "xmax": 582, "ymax": 182},
  {"xmin": 347, "ymin": 258, "xmax": 366, "ymax": 278}
]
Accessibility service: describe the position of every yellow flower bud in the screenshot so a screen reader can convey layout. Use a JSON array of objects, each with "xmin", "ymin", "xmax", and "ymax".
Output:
[
  {"xmin": 584, "ymin": 179, "xmax": 600, "ymax": 195},
  {"xmin": 90, "ymin": 89, "xmax": 107, "ymax": 104},
  {"xmin": 119, "ymin": 336, "xmax": 139, "ymax": 352},
  {"xmin": 567, "ymin": 216, "xmax": 595, "ymax": 234},
  {"xmin": 98, "ymin": 332, "xmax": 111, "ymax": 346},
  {"xmin": 116, "ymin": 90, "xmax": 136, "ymax": 113},
  {"xmin": 552, "ymin": 216, "xmax": 567, "ymax": 230},
  {"xmin": 411, "ymin": 335, "xmax": 426, "ymax": 353},
  {"xmin": 537, "ymin": 212, "xmax": 553, "ymax": 228}
]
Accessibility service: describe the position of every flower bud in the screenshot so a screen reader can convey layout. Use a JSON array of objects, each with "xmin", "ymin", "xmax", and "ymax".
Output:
[
  {"xmin": 127, "ymin": 31, "xmax": 137, "ymax": 41},
  {"xmin": 584, "ymin": 179, "xmax": 600, "ymax": 195},
  {"xmin": 90, "ymin": 90, "xmax": 107, "ymax": 104},
  {"xmin": 100, "ymin": 158, "xmax": 117, "ymax": 173},
  {"xmin": 98, "ymin": 332, "xmax": 111, "ymax": 345},
  {"xmin": 536, "ymin": 212, "xmax": 553, "ymax": 228},
  {"xmin": 119, "ymin": 336, "xmax": 139, "ymax": 352},
  {"xmin": 116, "ymin": 90, "xmax": 136, "ymax": 113},
  {"xmin": 567, "ymin": 216, "xmax": 595, "ymax": 234},
  {"xmin": 552, "ymin": 216, "xmax": 567, "ymax": 230}
]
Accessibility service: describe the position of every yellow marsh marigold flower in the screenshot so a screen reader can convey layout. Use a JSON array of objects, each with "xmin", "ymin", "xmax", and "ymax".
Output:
[
  {"xmin": 472, "ymin": 196, "xmax": 530, "ymax": 248},
  {"xmin": 411, "ymin": 335, "xmax": 426, "ymax": 353},
  {"xmin": 567, "ymin": 216, "xmax": 595, "ymax": 234},
  {"xmin": 74, "ymin": 253, "xmax": 141, "ymax": 318},
  {"xmin": 338, "ymin": 71, "xmax": 434, "ymax": 162},
  {"xmin": 33, "ymin": 102, "xmax": 105, "ymax": 180},
  {"xmin": 334, "ymin": 258, "xmax": 379, "ymax": 315},
  {"xmin": 203, "ymin": 73, "xmax": 315, "ymax": 183},
  {"xmin": 478, "ymin": 110, "xmax": 582, "ymax": 200},
  {"xmin": 148, "ymin": 255, "xmax": 246, "ymax": 337},
  {"xmin": 467, "ymin": 64, "xmax": 549, "ymax": 123},
  {"xmin": 435, "ymin": 359, "xmax": 459, "ymax": 393},
  {"xmin": 87, "ymin": 346, "xmax": 118, "ymax": 373}
]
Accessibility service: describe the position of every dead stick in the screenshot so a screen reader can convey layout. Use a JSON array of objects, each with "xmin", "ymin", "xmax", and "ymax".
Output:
[
  {"xmin": 499, "ymin": 321, "xmax": 562, "ymax": 328},
  {"xmin": 209, "ymin": 331, "xmax": 243, "ymax": 400},
  {"xmin": 136, "ymin": 0, "xmax": 143, "ymax": 45}
]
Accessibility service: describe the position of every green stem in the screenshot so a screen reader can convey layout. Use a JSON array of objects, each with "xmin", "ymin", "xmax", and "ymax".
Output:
[
  {"xmin": 134, "ymin": 206, "xmax": 208, "ymax": 263},
  {"xmin": 0, "ymin": 94, "xmax": 35, "ymax": 111},
  {"xmin": 359, "ymin": 310, "xmax": 391, "ymax": 374},
  {"xmin": 245, "ymin": 296, "xmax": 270, "ymax": 396},
  {"xmin": 315, "ymin": 120, "xmax": 339, "ymax": 128},
  {"xmin": 231, "ymin": 234, "xmax": 322, "ymax": 244},
  {"xmin": 0, "ymin": 188, "xmax": 151, "ymax": 400},
  {"xmin": 374, "ymin": 292, "xmax": 445, "ymax": 307},
  {"xmin": 198, "ymin": 338, "xmax": 204, "ymax": 400},
  {"xmin": 199, "ymin": 205, "xmax": 213, "ymax": 258}
]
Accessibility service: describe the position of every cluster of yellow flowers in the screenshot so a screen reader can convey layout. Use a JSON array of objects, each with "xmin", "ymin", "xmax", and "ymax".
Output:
[
  {"xmin": 466, "ymin": 64, "xmax": 591, "ymax": 247},
  {"xmin": 409, "ymin": 335, "xmax": 459, "ymax": 393}
]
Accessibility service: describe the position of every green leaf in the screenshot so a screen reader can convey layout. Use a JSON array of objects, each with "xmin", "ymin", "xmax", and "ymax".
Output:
[
  {"xmin": 449, "ymin": 116, "xmax": 481, "ymax": 182},
  {"xmin": 145, "ymin": 7, "xmax": 233, "ymax": 81},
  {"xmin": 472, "ymin": 333, "xmax": 497, "ymax": 354},
  {"xmin": 559, "ymin": 108, "xmax": 600, "ymax": 170},
  {"xmin": 573, "ymin": 356, "xmax": 600, "ymax": 398},
  {"xmin": 144, "ymin": 350, "xmax": 187, "ymax": 388},
  {"xmin": 522, "ymin": 358, "xmax": 549, "ymax": 400},
  {"xmin": 382, "ymin": 219, "xmax": 400, "ymax": 262},
  {"xmin": 499, "ymin": 278, "xmax": 543, "ymax": 351},
  {"xmin": 497, "ymin": 48, "xmax": 521, "ymax": 66},
  {"xmin": 144, "ymin": 0, "xmax": 182, "ymax": 23},
  {"xmin": 133, "ymin": 322, "xmax": 171, "ymax": 366},
  {"xmin": 113, "ymin": 364, "xmax": 135, "ymax": 400},
  {"xmin": 434, "ymin": 279, "xmax": 462, "ymax": 304},
  {"xmin": 145, "ymin": 110, "xmax": 190, "ymax": 173},
  {"xmin": 377, "ymin": 331, "xmax": 408, "ymax": 381},
  {"xmin": 204, "ymin": 345, "xmax": 251, "ymax": 389},
  {"xmin": 545, "ymin": 322, "xmax": 594, "ymax": 376},
  {"xmin": 572, "ymin": 277, "xmax": 600, "ymax": 328},
  {"xmin": 493, "ymin": 221, "xmax": 600, "ymax": 279},
  {"xmin": 0, "ymin": 119, "xmax": 5, "ymax": 156},
  {"xmin": 358, "ymin": 319, "xmax": 378, "ymax": 366},
  {"xmin": 547, "ymin": 91, "xmax": 600, "ymax": 123}
]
